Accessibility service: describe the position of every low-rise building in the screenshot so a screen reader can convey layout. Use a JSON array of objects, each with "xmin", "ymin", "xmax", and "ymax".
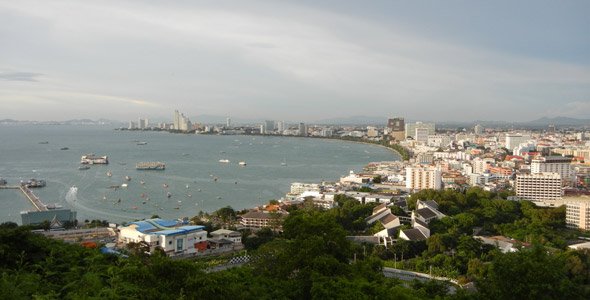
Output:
[{"xmin": 118, "ymin": 218, "xmax": 208, "ymax": 256}]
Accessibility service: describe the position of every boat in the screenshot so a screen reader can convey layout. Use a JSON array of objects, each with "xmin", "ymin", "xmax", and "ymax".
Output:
[
  {"xmin": 38, "ymin": 141, "xmax": 49, "ymax": 144},
  {"xmin": 140, "ymin": 180, "xmax": 145, "ymax": 185},
  {"xmin": 167, "ymin": 192, "xmax": 172, "ymax": 198},
  {"xmin": 186, "ymin": 184, "xmax": 189, "ymax": 189},
  {"xmin": 79, "ymin": 165, "xmax": 90, "ymax": 170},
  {"xmin": 162, "ymin": 183, "xmax": 168, "ymax": 188},
  {"xmin": 125, "ymin": 176, "xmax": 131, "ymax": 181},
  {"xmin": 121, "ymin": 183, "xmax": 128, "ymax": 188},
  {"xmin": 219, "ymin": 159, "xmax": 230, "ymax": 163},
  {"xmin": 21, "ymin": 179, "xmax": 46, "ymax": 188},
  {"xmin": 106, "ymin": 171, "xmax": 112, "ymax": 177},
  {"xmin": 136, "ymin": 142, "xmax": 148, "ymax": 145},
  {"xmin": 60, "ymin": 147, "xmax": 69, "ymax": 150},
  {"xmin": 281, "ymin": 157, "xmax": 287, "ymax": 166},
  {"xmin": 239, "ymin": 161, "xmax": 247, "ymax": 166},
  {"xmin": 136, "ymin": 162, "xmax": 165, "ymax": 170},
  {"xmin": 81, "ymin": 154, "xmax": 109, "ymax": 165}
]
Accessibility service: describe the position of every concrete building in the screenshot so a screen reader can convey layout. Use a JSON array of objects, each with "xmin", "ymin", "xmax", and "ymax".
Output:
[
  {"xmin": 138, "ymin": 118, "xmax": 148, "ymax": 129},
  {"xmin": 428, "ymin": 135, "xmax": 451, "ymax": 148},
  {"xmin": 531, "ymin": 156, "xmax": 573, "ymax": 185},
  {"xmin": 515, "ymin": 172, "xmax": 562, "ymax": 203},
  {"xmin": 505, "ymin": 133, "xmax": 530, "ymax": 151},
  {"xmin": 264, "ymin": 120, "xmax": 275, "ymax": 132},
  {"xmin": 405, "ymin": 122, "xmax": 435, "ymax": 140},
  {"xmin": 474, "ymin": 124, "xmax": 484, "ymax": 135},
  {"xmin": 128, "ymin": 121, "xmax": 136, "ymax": 130},
  {"xmin": 173, "ymin": 110, "xmax": 191, "ymax": 131},
  {"xmin": 240, "ymin": 210, "xmax": 286, "ymax": 229},
  {"xmin": 565, "ymin": 197, "xmax": 590, "ymax": 231},
  {"xmin": 367, "ymin": 126, "xmax": 379, "ymax": 137},
  {"xmin": 298, "ymin": 123, "xmax": 307, "ymax": 136},
  {"xmin": 405, "ymin": 165, "xmax": 442, "ymax": 190},
  {"xmin": 290, "ymin": 182, "xmax": 321, "ymax": 195},
  {"xmin": 387, "ymin": 117, "xmax": 405, "ymax": 141},
  {"xmin": 226, "ymin": 117, "xmax": 231, "ymax": 128},
  {"xmin": 118, "ymin": 218, "xmax": 208, "ymax": 256},
  {"xmin": 277, "ymin": 121, "xmax": 285, "ymax": 133},
  {"xmin": 415, "ymin": 127, "xmax": 429, "ymax": 144}
]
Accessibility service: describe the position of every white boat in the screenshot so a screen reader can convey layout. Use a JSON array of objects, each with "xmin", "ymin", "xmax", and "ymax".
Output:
[
  {"xmin": 125, "ymin": 176, "xmax": 131, "ymax": 181},
  {"xmin": 219, "ymin": 159, "xmax": 230, "ymax": 163},
  {"xmin": 239, "ymin": 161, "xmax": 247, "ymax": 166},
  {"xmin": 106, "ymin": 171, "xmax": 112, "ymax": 177},
  {"xmin": 121, "ymin": 183, "xmax": 128, "ymax": 188}
]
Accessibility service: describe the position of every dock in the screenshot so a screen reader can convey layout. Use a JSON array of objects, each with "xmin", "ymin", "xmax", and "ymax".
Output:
[{"xmin": 19, "ymin": 185, "xmax": 48, "ymax": 211}]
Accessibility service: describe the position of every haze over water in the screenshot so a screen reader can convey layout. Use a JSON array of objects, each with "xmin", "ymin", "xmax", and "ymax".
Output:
[{"xmin": 0, "ymin": 125, "xmax": 398, "ymax": 223}]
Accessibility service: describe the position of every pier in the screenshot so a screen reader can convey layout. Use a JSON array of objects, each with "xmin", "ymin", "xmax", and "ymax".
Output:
[
  {"xmin": 1, "ymin": 184, "xmax": 48, "ymax": 211},
  {"xmin": 18, "ymin": 185, "xmax": 48, "ymax": 211}
]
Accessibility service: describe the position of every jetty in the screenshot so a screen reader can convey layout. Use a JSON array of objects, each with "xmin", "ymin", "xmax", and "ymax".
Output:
[
  {"xmin": 20, "ymin": 185, "xmax": 48, "ymax": 211},
  {"xmin": 1, "ymin": 184, "xmax": 48, "ymax": 211}
]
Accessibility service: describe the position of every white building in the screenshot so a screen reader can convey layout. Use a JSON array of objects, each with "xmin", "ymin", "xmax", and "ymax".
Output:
[
  {"xmin": 515, "ymin": 172, "xmax": 562, "ymax": 203},
  {"xmin": 428, "ymin": 135, "xmax": 451, "ymax": 148},
  {"xmin": 290, "ymin": 182, "xmax": 321, "ymax": 195},
  {"xmin": 565, "ymin": 197, "xmax": 590, "ymax": 231},
  {"xmin": 405, "ymin": 122, "xmax": 435, "ymax": 140},
  {"xmin": 530, "ymin": 156, "xmax": 573, "ymax": 185},
  {"xmin": 505, "ymin": 133, "xmax": 531, "ymax": 151},
  {"xmin": 226, "ymin": 117, "xmax": 231, "ymax": 128},
  {"xmin": 277, "ymin": 121, "xmax": 285, "ymax": 133},
  {"xmin": 474, "ymin": 124, "xmax": 484, "ymax": 135},
  {"xmin": 415, "ymin": 127, "xmax": 430, "ymax": 143},
  {"xmin": 405, "ymin": 165, "xmax": 442, "ymax": 190},
  {"xmin": 118, "ymin": 219, "xmax": 208, "ymax": 256},
  {"xmin": 138, "ymin": 118, "xmax": 148, "ymax": 129},
  {"xmin": 472, "ymin": 157, "xmax": 495, "ymax": 174}
]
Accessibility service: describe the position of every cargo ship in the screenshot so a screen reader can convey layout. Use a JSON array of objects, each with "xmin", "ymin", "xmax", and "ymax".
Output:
[
  {"xmin": 136, "ymin": 162, "xmax": 166, "ymax": 170},
  {"xmin": 81, "ymin": 154, "xmax": 109, "ymax": 164}
]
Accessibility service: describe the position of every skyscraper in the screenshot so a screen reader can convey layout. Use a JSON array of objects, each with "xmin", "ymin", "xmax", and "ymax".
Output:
[
  {"xmin": 298, "ymin": 123, "xmax": 307, "ymax": 136},
  {"xmin": 387, "ymin": 117, "xmax": 405, "ymax": 141},
  {"xmin": 277, "ymin": 121, "xmax": 285, "ymax": 133},
  {"xmin": 226, "ymin": 117, "xmax": 231, "ymax": 128},
  {"xmin": 264, "ymin": 120, "xmax": 275, "ymax": 132}
]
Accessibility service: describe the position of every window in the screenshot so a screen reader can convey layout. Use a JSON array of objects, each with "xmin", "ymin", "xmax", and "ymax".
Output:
[
  {"xmin": 169, "ymin": 241, "xmax": 172, "ymax": 245},
  {"xmin": 177, "ymin": 239, "xmax": 184, "ymax": 252}
]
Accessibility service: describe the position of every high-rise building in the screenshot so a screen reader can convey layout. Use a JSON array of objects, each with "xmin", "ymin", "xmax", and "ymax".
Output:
[
  {"xmin": 226, "ymin": 117, "xmax": 231, "ymax": 128},
  {"xmin": 277, "ymin": 121, "xmax": 285, "ymax": 133},
  {"xmin": 515, "ymin": 173, "xmax": 562, "ymax": 203},
  {"xmin": 505, "ymin": 133, "xmax": 530, "ymax": 151},
  {"xmin": 264, "ymin": 120, "xmax": 275, "ymax": 132},
  {"xmin": 565, "ymin": 197, "xmax": 590, "ymax": 231},
  {"xmin": 405, "ymin": 122, "xmax": 435, "ymax": 140},
  {"xmin": 173, "ymin": 110, "xmax": 181, "ymax": 130},
  {"xmin": 415, "ymin": 127, "xmax": 429, "ymax": 143},
  {"xmin": 474, "ymin": 124, "xmax": 483, "ymax": 135},
  {"xmin": 128, "ymin": 121, "xmax": 136, "ymax": 130},
  {"xmin": 138, "ymin": 118, "xmax": 148, "ymax": 129},
  {"xmin": 387, "ymin": 117, "xmax": 405, "ymax": 140},
  {"xmin": 531, "ymin": 156, "xmax": 573, "ymax": 185},
  {"xmin": 173, "ymin": 110, "xmax": 191, "ymax": 131},
  {"xmin": 405, "ymin": 166, "xmax": 442, "ymax": 190},
  {"xmin": 367, "ymin": 126, "xmax": 379, "ymax": 137},
  {"xmin": 298, "ymin": 123, "xmax": 307, "ymax": 136}
]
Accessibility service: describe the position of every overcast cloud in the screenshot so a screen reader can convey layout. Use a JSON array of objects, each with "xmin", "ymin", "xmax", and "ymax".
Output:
[{"xmin": 0, "ymin": 0, "xmax": 589, "ymax": 122}]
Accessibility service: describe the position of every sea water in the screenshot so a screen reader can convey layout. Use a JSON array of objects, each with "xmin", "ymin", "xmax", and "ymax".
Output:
[{"xmin": 0, "ymin": 125, "xmax": 398, "ymax": 223}]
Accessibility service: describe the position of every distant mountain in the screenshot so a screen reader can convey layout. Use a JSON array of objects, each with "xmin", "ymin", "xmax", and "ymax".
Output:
[
  {"xmin": 313, "ymin": 115, "xmax": 387, "ymax": 125},
  {"xmin": 525, "ymin": 116, "xmax": 590, "ymax": 127},
  {"xmin": 0, "ymin": 118, "xmax": 123, "ymax": 126}
]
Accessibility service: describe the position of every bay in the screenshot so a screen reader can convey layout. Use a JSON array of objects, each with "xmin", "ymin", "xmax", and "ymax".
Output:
[{"xmin": 0, "ymin": 125, "xmax": 398, "ymax": 223}]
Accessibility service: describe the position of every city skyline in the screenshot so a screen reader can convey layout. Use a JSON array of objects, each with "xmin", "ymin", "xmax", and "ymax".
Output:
[{"xmin": 1, "ymin": 1, "xmax": 589, "ymax": 122}]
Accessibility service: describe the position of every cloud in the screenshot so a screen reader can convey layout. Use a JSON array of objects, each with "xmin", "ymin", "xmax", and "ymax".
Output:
[{"xmin": 0, "ymin": 71, "xmax": 42, "ymax": 82}]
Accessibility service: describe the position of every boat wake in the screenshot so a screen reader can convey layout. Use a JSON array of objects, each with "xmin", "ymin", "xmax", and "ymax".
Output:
[{"xmin": 65, "ymin": 186, "xmax": 78, "ymax": 203}]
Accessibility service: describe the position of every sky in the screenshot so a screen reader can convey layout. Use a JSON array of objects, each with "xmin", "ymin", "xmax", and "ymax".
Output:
[{"xmin": 0, "ymin": 0, "xmax": 589, "ymax": 123}]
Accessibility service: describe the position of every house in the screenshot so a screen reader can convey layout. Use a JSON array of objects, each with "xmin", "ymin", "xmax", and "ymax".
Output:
[
  {"xmin": 118, "ymin": 218, "xmax": 208, "ymax": 256},
  {"xmin": 366, "ymin": 203, "xmax": 401, "ymax": 238},
  {"xmin": 210, "ymin": 229, "xmax": 242, "ymax": 243},
  {"xmin": 475, "ymin": 236, "xmax": 529, "ymax": 253},
  {"xmin": 413, "ymin": 200, "xmax": 446, "ymax": 223},
  {"xmin": 399, "ymin": 228, "xmax": 427, "ymax": 241}
]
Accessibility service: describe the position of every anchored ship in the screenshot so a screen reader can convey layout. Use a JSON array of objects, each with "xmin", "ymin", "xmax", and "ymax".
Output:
[
  {"xmin": 81, "ymin": 154, "xmax": 109, "ymax": 164},
  {"xmin": 136, "ymin": 162, "xmax": 166, "ymax": 170}
]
